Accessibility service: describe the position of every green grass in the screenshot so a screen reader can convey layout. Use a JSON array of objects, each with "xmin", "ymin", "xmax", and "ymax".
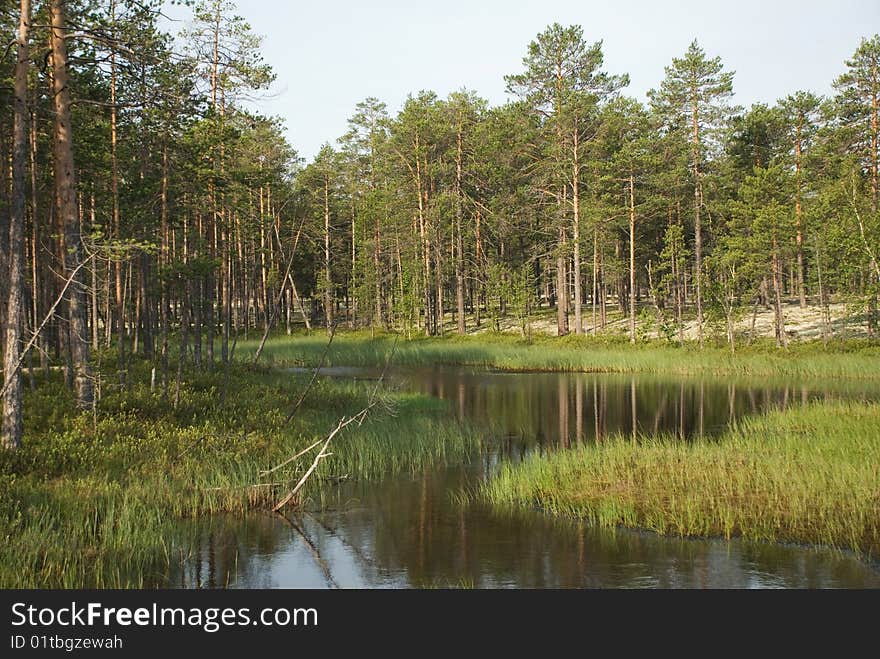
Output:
[
  {"xmin": 0, "ymin": 361, "xmax": 480, "ymax": 588},
  {"xmin": 481, "ymin": 401, "xmax": 880, "ymax": 557},
  {"xmin": 241, "ymin": 331, "xmax": 880, "ymax": 380},
  {"xmin": 6, "ymin": 333, "xmax": 879, "ymax": 587}
]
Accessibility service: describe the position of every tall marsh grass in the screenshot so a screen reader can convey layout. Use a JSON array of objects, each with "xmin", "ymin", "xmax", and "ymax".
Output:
[
  {"xmin": 482, "ymin": 401, "xmax": 880, "ymax": 556},
  {"xmin": 0, "ymin": 363, "xmax": 479, "ymax": 588},
  {"xmin": 241, "ymin": 332, "xmax": 880, "ymax": 380}
]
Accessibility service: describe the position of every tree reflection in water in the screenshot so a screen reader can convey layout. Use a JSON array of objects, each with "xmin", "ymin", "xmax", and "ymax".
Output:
[{"xmin": 171, "ymin": 369, "xmax": 880, "ymax": 589}]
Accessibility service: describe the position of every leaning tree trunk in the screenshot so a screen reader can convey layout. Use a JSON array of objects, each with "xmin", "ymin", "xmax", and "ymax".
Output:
[
  {"xmin": 50, "ymin": 0, "xmax": 93, "ymax": 409},
  {"xmin": 2, "ymin": 0, "xmax": 31, "ymax": 449}
]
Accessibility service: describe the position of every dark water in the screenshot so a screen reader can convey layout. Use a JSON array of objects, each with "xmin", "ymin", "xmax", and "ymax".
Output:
[{"xmin": 172, "ymin": 368, "xmax": 880, "ymax": 589}]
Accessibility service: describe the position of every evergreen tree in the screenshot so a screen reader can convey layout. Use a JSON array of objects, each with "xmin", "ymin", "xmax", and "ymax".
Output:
[
  {"xmin": 506, "ymin": 23, "xmax": 628, "ymax": 335},
  {"xmin": 649, "ymin": 40, "xmax": 735, "ymax": 347}
]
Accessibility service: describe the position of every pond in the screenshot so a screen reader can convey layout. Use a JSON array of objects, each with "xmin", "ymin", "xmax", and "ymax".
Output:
[{"xmin": 171, "ymin": 367, "xmax": 880, "ymax": 588}]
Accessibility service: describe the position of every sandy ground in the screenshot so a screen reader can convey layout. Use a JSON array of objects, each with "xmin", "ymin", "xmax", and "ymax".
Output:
[{"xmin": 454, "ymin": 300, "xmax": 871, "ymax": 341}]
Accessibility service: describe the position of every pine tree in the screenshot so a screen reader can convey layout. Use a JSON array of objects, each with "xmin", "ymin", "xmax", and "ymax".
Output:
[
  {"xmin": 1, "ymin": 0, "xmax": 31, "ymax": 449},
  {"xmin": 834, "ymin": 35, "xmax": 880, "ymax": 212},
  {"xmin": 506, "ymin": 23, "xmax": 628, "ymax": 335},
  {"xmin": 649, "ymin": 40, "xmax": 735, "ymax": 347},
  {"xmin": 779, "ymin": 91, "xmax": 822, "ymax": 307}
]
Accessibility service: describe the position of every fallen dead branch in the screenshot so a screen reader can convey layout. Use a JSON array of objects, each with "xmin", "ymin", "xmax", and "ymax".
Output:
[
  {"xmin": 0, "ymin": 255, "xmax": 93, "ymax": 399},
  {"xmin": 252, "ymin": 216, "xmax": 308, "ymax": 364},
  {"xmin": 204, "ymin": 482, "xmax": 285, "ymax": 491},
  {"xmin": 271, "ymin": 404, "xmax": 373, "ymax": 512},
  {"xmin": 364, "ymin": 333, "xmax": 399, "ymax": 414},
  {"xmin": 259, "ymin": 438, "xmax": 323, "ymax": 479},
  {"xmin": 266, "ymin": 334, "xmax": 398, "ymax": 512}
]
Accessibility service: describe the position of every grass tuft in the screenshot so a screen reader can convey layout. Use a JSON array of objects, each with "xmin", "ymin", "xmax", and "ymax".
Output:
[
  {"xmin": 481, "ymin": 401, "xmax": 880, "ymax": 557},
  {"xmin": 241, "ymin": 332, "xmax": 880, "ymax": 380},
  {"xmin": 0, "ymin": 361, "xmax": 479, "ymax": 588}
]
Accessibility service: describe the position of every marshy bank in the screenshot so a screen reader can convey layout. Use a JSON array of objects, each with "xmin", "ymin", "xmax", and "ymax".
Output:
[
  {"xmin": 0, "ymin": 360, "xmax": 480, "ymax": 588},
  {"xmin": 482, "ymin": 401, "xmax": 880, "ymax": 558},
  {"xmin": 3, "ymin": 334, "xmax": 880, "ymax": 588},
  {"xmin": 241, "ymin": 332, "xmax": 880, "ymax": 380},
  {"xmin": 169, "ymin": 364, "xmax": 880, "ymax": 588}
]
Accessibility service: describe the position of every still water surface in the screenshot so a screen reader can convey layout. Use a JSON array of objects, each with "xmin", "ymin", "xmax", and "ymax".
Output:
[{"xmin": 172, "ymin": 368, "xmax": 880, "ymax": 588}]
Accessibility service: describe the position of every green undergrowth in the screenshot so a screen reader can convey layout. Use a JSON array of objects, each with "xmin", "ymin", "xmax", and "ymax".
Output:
[{"xmin": 0, "ymin": 360, "xmax": 479, "ymax": 587}]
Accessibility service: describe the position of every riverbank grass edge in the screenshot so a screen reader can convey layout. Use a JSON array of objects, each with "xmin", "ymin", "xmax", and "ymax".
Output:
[{"xmin": 481, "ymin": 400, "xmax": 880, "ymax": 557}]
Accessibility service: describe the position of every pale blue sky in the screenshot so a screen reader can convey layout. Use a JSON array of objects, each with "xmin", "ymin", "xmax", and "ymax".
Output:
[{"xmin": 164, "ymin": 0, "xmax": 879, "ymax": 161}]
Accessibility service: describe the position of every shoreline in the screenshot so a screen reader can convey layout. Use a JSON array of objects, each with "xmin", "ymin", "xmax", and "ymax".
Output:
[
  {"xmin": 481, "ymin": 400, "xmax": 880, "ymax": 559},
  {"xmin": 3, "ymin": 335, "xmax": 879, "ymax": 587}
]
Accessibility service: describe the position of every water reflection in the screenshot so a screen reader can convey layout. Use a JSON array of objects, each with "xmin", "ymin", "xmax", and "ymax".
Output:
[
  {"xmin": 398, "ymin": 368, "xmax": 879, "ymax": 448},
  {"xmin": 173, "ymin": 467, "xmax": 880, "ymax": 589},
  {"xmin": 170, "ymin": 368, "xmax": 880, "ymax": 589}
]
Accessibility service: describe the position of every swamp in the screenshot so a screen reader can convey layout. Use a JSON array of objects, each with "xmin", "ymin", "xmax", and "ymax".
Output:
[{"xmin": 1, "ymin": 1, "xmax": 879, "ymax": 590}]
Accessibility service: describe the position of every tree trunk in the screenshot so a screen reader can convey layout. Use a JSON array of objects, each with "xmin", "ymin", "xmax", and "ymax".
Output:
[
  {"xmin": 592, "ymin": 227, "xmax": 599, "ymax": 335},
  {"xmin": 160, "ymin": 142, "xmax": 170, "ymax": 395},
  {"xmin": 323, "ymin": 175, "xmax": 333, "ymax": 334},
  {"xmin": 628, "ymin": 171, "xmax": 636, "ymax": 344},
  {"xmin": 455, "ymin": 112, "xmax": 466, "ymax": 334},
  {"xmin": 0, "ymin": 124, "xmax": 9, "ymax": 358},
  {"xmin": 599, "ymin": 232, "xmax": 606, "ymax": 328},
  {"xmin": 374, "ymin": 217, "xmax": 383, "ymax": 329},
  {"xmin": 110, "ymin": 0, "xmax": 125, "ymax": 387},
  {"xmin": 90, "ymin": 192, "xmax": 98, "ymax": 350},
  {"xmin": 474, "ymin": 210, "xmax": 483, "ymax": 328},
  {"xmin": 139, "ymin": 251, "xmax": 154, "ymax": 358},
  {"xmin": 2, "ymin": 0, "xmax": 30, "ymax": 449},
  {"xmin": 556, "ymin": 226, "xmax": 569, "ymax": 336},
  {"xmin": 554, "ymin": 61, "xmax": 568, "ymax": 338},
  {"xmin": 50, "ymin": 0, "xmax": 93, "ymax": 409},
  {"xmin": 222, "ymin": 219, "xmax": 231, "ymax": 364},
  {"xmin": 771, "ymin": 236, "xmax": 788, "ymax": 349},
  {"xmin": 30, "ymin": 107, "xmax": 43, "ymax": 378},
  {"xmin": 794, "ymin": 121, "xmax": 806, "ymax": 308},
  {"xmin": 173, "ymin": 286, "xmax": 191, "ymax": 408},
  {"xmin": 415, "ymin": 151, "xmax": 431, "ymax": 336},
  {"xmin": 206, "ymin": 234, "xmax": 215, "ymax": 370},
  {"xmin": 814, "ymin": 236, "xmax": 830, "ymax": 344},
  {"xmin": 434, "ymin": 217, "xmax": 443, "ymax": 335},
  {"xmin": 871, "ymin": 64, "xmax": 878, "ymax": 214},
  {"xmin": 692, "ymin": 91, "xmax": 704, "ymax": 348},
  {"xmin": 572, "ymin": 130, "xmax": 582, "ymax": 335}
]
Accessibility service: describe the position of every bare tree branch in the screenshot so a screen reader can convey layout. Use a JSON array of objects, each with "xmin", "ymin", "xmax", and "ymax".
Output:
[
  {"xmin": 0, "ymin": 256, "xmax": 93, "ymax": 399},
  {"xmin": 282, "ymin": 322, "xmax": 338, "ymax": 426},
  {"xmin": 271, "ymin": 406, "xmax": 374, "ymax": 512}
]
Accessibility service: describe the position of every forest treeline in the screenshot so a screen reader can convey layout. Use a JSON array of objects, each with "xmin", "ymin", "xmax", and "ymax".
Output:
[{"xmin": 1, "ymin": 0, "xmax": 878, "ymax": 448}]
